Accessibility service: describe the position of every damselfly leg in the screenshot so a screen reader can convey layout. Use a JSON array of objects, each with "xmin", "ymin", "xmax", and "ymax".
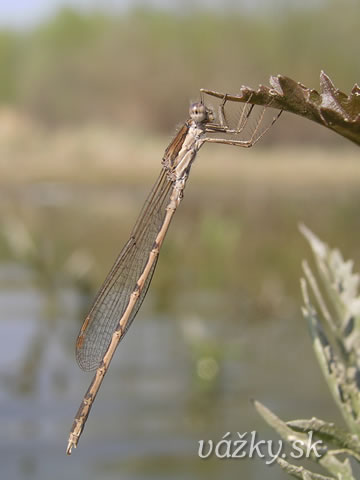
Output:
[{"xmin": 201, "ymin": 88, "xmax": 282, "ymax": 147}]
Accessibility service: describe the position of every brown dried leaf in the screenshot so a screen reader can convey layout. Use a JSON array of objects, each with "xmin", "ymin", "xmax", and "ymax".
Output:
[{"xmin": 202, "ymin": 72, "xmax": 360, "ymax": 145}]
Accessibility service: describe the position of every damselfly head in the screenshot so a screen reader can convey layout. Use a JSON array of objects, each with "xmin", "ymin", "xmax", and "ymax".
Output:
[{"xmin": 189, "ymin": 103, "xmax": 213, "ymax": 124}]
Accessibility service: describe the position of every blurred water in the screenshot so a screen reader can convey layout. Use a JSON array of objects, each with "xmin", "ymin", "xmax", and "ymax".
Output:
[
  {"xmin": 0, "ymin": 263, "xmax": 351, "ymax": 480},
  {"xmin": 1, "ymin": 149, "xmax": 360, "ymax": 478}
]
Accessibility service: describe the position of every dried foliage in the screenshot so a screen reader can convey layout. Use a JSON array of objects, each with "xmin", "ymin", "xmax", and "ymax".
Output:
[{"xmin": 202, "ymin": 72, "xmax": 360, "ymax": 146}]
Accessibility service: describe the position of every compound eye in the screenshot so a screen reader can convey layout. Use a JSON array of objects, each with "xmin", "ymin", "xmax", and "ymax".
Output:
[{"xmin": 190, "ymin": 103, "xmax": 207, "ymax": 123}]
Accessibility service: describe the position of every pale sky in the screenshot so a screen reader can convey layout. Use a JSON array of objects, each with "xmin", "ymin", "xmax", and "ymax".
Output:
[
  {"xmin": 0, "ymin": 0, "xmax": 120, "ymax": 28},
  {"xmin": 0, "ymin": 0, "xmax": 324, "ymax": 29}
]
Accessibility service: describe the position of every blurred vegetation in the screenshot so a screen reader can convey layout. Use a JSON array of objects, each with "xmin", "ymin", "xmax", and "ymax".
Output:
[{"xmin": 0, "ymin": 1, "xmax": 358, "ymax": 139}]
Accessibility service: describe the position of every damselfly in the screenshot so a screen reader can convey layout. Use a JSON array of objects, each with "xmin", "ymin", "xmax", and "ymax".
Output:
[{"xmin": 66, "ymin": 89, "xmax": 282, "ymax": 454}]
